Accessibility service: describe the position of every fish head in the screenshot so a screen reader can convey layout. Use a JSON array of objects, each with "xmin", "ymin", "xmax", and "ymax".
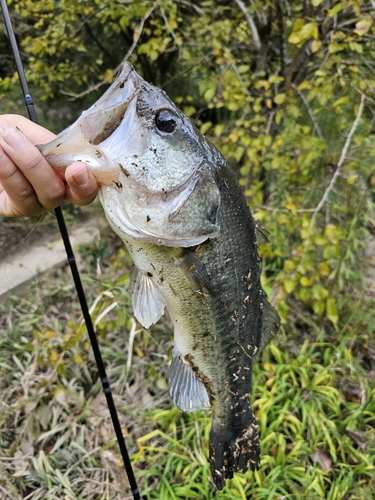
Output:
[{"xmin": 38, "ymin": 63, "xmax": 221, "ymax": 247}]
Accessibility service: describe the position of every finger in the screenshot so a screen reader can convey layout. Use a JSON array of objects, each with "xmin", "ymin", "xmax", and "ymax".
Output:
[
  {"xmin": 0, "ymin": 128, "xmax": 65, "ymax": 215},
  {"xmin": 0, "ymin": 144, "xmax": 42, "ymax": 216},
  {"xmin": 0, "ymin": 114, "xmax": 56, "ymax": 144},
  {"xmin": 65, "ymin": 162, "xmax": 99, "ymax": 206}
]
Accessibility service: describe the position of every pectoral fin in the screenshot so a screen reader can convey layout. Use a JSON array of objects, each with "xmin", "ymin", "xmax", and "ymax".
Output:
[
  {"xmin": 173, "ymin": 250, "xmax": 214, "ymax": 295},
  {"xmin": 131, "ymin": 268, "xmax": 166, "ymax": 328},
  {"xmin": 168, "ymin": 347, "xmax": 210, "ymax": 412}
]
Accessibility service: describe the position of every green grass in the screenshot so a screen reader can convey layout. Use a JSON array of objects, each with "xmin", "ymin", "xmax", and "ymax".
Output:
[{"xmin": 0, "ymin": 225, "xmax": 374, "ymax": 499}]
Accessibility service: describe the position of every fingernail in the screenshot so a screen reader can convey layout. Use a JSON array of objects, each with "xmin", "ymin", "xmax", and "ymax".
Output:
[
  {"xmin": 3, "ymin": 128, "xmax": 25, "ymax": 150},
  {"xmin": 0, "ymin": 145, "xmax": 3, "ymax": 158},
  {"xmin": 73, "ymin": 167, "xmax": 89, "ymax": 186}
]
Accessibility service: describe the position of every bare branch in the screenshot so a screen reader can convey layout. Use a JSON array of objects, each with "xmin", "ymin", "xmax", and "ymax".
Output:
[
  {"xmin": 309, "ymin": 93, "xmax": 366, "ymax": 229},
  {"xmin": 233, "ymin": 0, "xmax": 261, "ymax": 50},
  {"xmin": 249, "ymin": 0, "xmax": 267, "ymax": 26},
  {"xmin": 61, "ymin": 0, "xmax": 160, "ymax": 100},
  {"xmin": 292, "ymin": 83, "xmax": 324, "ymax": 140}
]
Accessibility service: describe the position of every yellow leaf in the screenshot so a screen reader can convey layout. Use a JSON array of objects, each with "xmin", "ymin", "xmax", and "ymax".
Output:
[
  {"xmin": 284, "ymin": 260, "xmax": 296, "ymax": 273},
  {"xmin": 214, "ymin": 123, "xmax": 224, "ymax": 136},
  {"xmin": 311, "ymin": 40, "xmax": 322, "ymax": 53},
  {"xmin": 229, "ymin": 130, "xmax": 239, "ymax": 143},
  {"xmin": 288, "ymin": 18, "xmax": 305, "ymax": 45},
  {"xmin": 354, "ymin": 18, "xmax": 373, "ymax": 37},
  {"xmin": 45, "ymin": 329, "xmax": 57, "ymax": 338},
  {"xmin": 313, "ymin": 300, "xmax": 325, "ymax": 316},
  {"xmin": 326, "ymin": 297, "xmax": 338, "ymax": 325},
  {"xmin": 318, "ymin": 262, "xmax": 330, "ymax": 276},
  {"xmin": 300, "ymin": 276, "xmax": 311, "ymax": 287},
  {"xmin": 285, "ymin": 201, "xmax": 297, "ymax": 215},
  {"xmin": 73, "ymin": 353, "xmax": 84, "ymax": 365},
  {"xmin": 284, "ymin": 278, "xmax": 296, "ymax": 294},
  {"xmin": 274, "ymin": 93, "xmax": 286, "ymax": 105},
  {"xmin": 298, "ymin": 80, "xmax": 312, "ymax": 90},
  {"xmin": 200, "ymin": 121, "xmax": 212, "ymax": 135},
  {"xmin": 349, "ymin": 42, "xmax": 363, "ymax": 53},
  {"xmin": 135, "ymin": 346, "xmax": 144, "ymax": 358},
  {"xmin": 49, "ymin": 349, "xmax": 59, "ymax": 362},
  {"xmin": 347, "ymin": 174, "xmax": 357, "ymax": 185},
  {"xmin": 332, "ymin": 96, "xmax": 350, "ymax": 108},
  {"xmin": 304, "ymin": 21, "xmax": 319, "ymax": 40},
  {"xmin": 328, "ymin": 42, "xmax": 342, "ymax": 53}
]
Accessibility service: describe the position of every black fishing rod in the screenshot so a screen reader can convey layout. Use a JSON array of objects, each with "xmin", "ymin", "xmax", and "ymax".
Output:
[{"xmin": 0, "ymin": 2, "xmax": 143, "ymax": 499}]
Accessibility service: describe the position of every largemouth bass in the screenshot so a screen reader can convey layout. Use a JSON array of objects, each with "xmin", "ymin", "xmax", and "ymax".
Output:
[{"xmin": 38, "ymin": 63, "xmax": 280, "ymax": 490}]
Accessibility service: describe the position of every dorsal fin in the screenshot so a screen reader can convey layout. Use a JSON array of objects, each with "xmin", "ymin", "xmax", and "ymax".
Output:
[
  {"xmin": 168, "ymin": 347, "xmax": 210, "ymax": 412},
  {"xmin": 254, "ymin": 219, "xmax": 270, "ymax": 243},
  {"xmin": 259, "ymin": 293, "xmax": 280, "ymax": 350}
]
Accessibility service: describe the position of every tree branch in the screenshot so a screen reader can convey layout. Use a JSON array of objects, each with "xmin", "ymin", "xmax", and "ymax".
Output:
[
  {"xmin": 233, "ymin": 0, "xmax": 261, "ymax": 50},
  {"xmin": 309, "ymin": 93, "xmax": 366, "ymax": 229},
  {"xmin": 61, "ymin": 0, "xmax": 160, "ymax": 100},
  {"xmin": 292, "ymin": 83, "xmax": 324, "ymax": 140}
]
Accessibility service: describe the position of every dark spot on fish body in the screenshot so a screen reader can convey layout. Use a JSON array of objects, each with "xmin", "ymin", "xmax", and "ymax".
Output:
[
  {"xmin": 56, "ymin": 143, "xmax": 62, "ymax": 148},
  {"xmin": 113, "ymin": 181, "xmax": 122, "ymax": 189},
  {"xmin": 95, "ymin": 150, "xmax": 102, "ymax": 158},
  {"xmin": 147, "ymin": 272, "xmax": 153, "ymax": 277},
  {"xmin": 206, "ymin": 204, "xmax": 218, "ymax": 224},
  {"xmin": 146, "ymin": 215, "xmax": 151, "ymax": 222},
  {"xmin": 119, "ymin": 163, "xmax": 130, "ymax": 177}
]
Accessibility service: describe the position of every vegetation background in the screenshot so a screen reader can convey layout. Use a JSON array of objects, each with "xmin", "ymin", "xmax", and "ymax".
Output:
[{"xmin": 0, "ymin": 0, "xmax": 375, "ymax": 498}]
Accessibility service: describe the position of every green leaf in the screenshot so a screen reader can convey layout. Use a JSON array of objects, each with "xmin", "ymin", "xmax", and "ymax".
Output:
[
  {"xmin": 274, "ymin": 93, "xmax": 286, "ymax": 105},
  {"xmin": 326, "ymin": 297, "xmax": 339, "ymax": 325}
]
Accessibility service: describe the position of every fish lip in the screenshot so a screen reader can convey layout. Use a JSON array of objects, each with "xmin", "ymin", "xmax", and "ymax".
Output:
[
  {"xmin": 79, "ymin": 62, "xmax": 141, "ymax": 146},
  {"xmin": 36, "ymin": 62, "xmax": 141, "ymax": 179}
]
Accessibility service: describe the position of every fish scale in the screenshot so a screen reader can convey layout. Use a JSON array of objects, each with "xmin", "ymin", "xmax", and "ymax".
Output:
[{"xmin": 38, "ymin": 62, "xmax": 280, "ymax": 490}]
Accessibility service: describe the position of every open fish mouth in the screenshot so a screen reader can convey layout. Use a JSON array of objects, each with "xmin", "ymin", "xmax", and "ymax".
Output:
[
  {"xmin": 37, "ymin": 62, "xmax": 140, "ymax": 186},
  {"xmin": 38, "ymin": 62, "xmax": 221, "ymax": 247}
]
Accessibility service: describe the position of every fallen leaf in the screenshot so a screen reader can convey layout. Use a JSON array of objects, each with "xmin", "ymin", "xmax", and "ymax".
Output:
[
  {"xmin": 346, "ymin": 430, "xmax": 367, "ymax": 451},
  {"xmin": 310, "ymin": 450, "xmax": 332, "ymax": 472}
]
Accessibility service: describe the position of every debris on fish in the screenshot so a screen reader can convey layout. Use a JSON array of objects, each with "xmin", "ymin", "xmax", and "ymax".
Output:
[{"xmin": 38, "ymin": 62, "xmax": 280, "ymax": 490}]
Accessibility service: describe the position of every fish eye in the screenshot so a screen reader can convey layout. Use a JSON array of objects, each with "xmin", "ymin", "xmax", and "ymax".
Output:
[{"xmin": 155, "ymin": 109, "xmax": 177, "ymax": 133}]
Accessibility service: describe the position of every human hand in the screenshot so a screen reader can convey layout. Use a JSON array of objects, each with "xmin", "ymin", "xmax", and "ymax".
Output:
[{"xmin": 0, "ymin": 115, "xmax": 99, "ymax": 217}]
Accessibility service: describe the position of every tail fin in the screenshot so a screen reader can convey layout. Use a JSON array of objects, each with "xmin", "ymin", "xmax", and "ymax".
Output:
[{"xmin": 209, "ymin": 421, "xmax": 260, "ymax": 490}]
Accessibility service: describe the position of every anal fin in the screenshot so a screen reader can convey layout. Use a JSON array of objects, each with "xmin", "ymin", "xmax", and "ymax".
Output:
[
  {"xmin": 131, "ymin": 267, "xmax": 166, "ymax": 329},
  {"xmin": 168, "ymin": 347, "xmax": 210, "ymax": 412}
]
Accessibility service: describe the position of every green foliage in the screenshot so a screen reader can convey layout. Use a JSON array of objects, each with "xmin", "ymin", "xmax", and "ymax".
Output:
[{"xmin": 1, "ymin": 0, "xmax": 374, "ymax": 324}]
